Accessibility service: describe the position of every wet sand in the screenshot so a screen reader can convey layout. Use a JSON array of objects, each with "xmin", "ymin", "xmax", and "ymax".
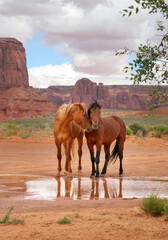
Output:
[{"xmin": 0, "ymin": 136, "xmax": 168, "ymax": 240}]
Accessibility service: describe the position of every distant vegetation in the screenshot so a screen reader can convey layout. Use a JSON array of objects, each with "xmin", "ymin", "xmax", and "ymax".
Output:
[
  {"xmin": 0, "ymin": 114, "xmax": 54, "ymax": 138},
  {"xmin": 129, "ymin": 123, "xmax": 148, "ymax": 137},
  {"xmin": 0, "ymin": 110, "xmax": 168, "ymax": 139}
]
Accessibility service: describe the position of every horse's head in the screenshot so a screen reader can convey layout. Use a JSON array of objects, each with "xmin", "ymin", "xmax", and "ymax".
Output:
[
  {"xmin": 69, "ymin": 103, "xmax": 92, "ymax": 132},
  {"xmin": 88, "ymin": 102, "xmax": 102, "ymax": 130}
]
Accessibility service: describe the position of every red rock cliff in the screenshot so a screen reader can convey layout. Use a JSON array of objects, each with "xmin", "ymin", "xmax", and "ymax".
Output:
[
  {"xmin": 70, "ymin": 79, "xmax": 147, "ymax": 110},
  {"xmin": 70, "ymin": 78, "xmax": 110, "ymax": 106},
  {"xmin": 0, "ymin": 38, "xmax": 58, "ymax": 119},
  {"xmin": 0, "ymin": 38, "xmax": 28, "ymax": 89}
]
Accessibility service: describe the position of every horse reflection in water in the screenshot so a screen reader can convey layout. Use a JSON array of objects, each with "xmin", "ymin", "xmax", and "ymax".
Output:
[
  {"xmin": 54, "ymin": 177, "xmax": 123, "ymax": 200},
  {"xmin": 90, "ymin": 178, "xmax": 123, "ymax": 200}
]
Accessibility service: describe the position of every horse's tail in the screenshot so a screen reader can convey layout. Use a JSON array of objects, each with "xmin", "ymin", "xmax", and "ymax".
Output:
[{"xmin": 109, "ymin": 141, "xmax": 119, "ymax": 164}]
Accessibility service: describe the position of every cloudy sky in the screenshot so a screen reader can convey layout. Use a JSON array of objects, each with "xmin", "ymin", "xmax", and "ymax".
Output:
[{"xmin": 0, "ymin": 0, "xmax": 164, "ymax": 88}]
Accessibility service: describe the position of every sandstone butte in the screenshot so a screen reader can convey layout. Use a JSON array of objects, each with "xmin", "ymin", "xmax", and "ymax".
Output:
[
  {"xmin": 38, "ymin": 78, "xmax": 168, "ymax": 111},
  {"xmin": 70, "ymin": 78, "xmax": 148, "ymax": 110},
  {"xmin": 0, "ymin": 38, "xmax": 58, "ymax": 120},
  {"xmin": 38, "ymin": 78, "xmax": 150, "ymax": 110}
]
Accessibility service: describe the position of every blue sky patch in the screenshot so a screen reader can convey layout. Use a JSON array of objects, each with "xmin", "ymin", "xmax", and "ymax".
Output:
[{"xmin": 25, "ymin": 32, "xmax": 71, "ymax": 68}]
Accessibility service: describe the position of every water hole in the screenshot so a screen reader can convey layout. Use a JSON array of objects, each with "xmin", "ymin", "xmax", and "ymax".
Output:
[{"xmin": 0, "ymin": 175, "xmax": 168, "ymax": 201}]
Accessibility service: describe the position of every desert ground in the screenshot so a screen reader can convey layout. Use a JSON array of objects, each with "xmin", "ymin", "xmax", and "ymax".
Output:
[{"xmin": 0, "ymin": 135, "xmax": 168, "ymax": 240}]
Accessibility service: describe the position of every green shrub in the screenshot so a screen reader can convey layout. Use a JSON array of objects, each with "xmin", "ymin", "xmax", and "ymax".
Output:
[
  {"xmin": 24, "ymin": 123, "xmax": 30, "ymax": 127},
  {"xmin": 138, "ymin": 195, "xmax": 166, "ymax": 216},
  {"xmin": 153, "ymin": 132, "xmax": 162, "ymax": 138},
  {"xmin": 57, "ymin": 217, "xmax": 71, "ymax": 224},
  {"xmin": 164, "ymin": 204, "xmax": 168, "ymax": 221},
  {"xmin": 129, "ymin": 123, "xmax": 148, "ymax": 137},
  {"xmin": 126, "ymin": 127, "xmax": 133, "ymax": 135},
  {"xmin": 18, "ymin": 134, "xmax": 30, "ymax": 139},
  {"xmin": 4, "ymin": 123, "xmax": 19, "ymax": 136},
  {"xmin": 7, "ymin": 130, "xmax": 18, "ymax": 136},
  {"xmin": 6, "ymin": 123, "xmax": 19, "ymax": 131},
  {"xmin": 154, "ymin": 125, "xmax": 168, "ymax": 134},
  {"xmin": 0, "ymin": 206, "xmax": 24, "ymax": 225}
]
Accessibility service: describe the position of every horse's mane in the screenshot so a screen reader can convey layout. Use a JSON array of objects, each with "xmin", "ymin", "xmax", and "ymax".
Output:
[
  {"xmin": 55, "ymin": 104, "xmax": 73, "ymax": 121},
  {"xmin": 87, "ymin": 101, "xmax": 101, "ymax": 119},
  {"xmin": 54, "ymin": 103, "xmax": 86, "ymax": 135}
]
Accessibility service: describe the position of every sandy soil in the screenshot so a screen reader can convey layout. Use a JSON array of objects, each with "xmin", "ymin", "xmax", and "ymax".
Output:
[{"xmin": 0, "ymin": 136, "xmax": 168, "ymax": 240}]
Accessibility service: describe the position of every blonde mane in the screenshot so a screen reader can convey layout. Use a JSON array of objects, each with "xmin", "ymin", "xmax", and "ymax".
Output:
[
  {"xmin": 54, "ymin": 103, "xmax": 86, "ymax": 135},
  {"xmin": 55, "ymin": 104, "xmax": 74, "ymax": 121}
]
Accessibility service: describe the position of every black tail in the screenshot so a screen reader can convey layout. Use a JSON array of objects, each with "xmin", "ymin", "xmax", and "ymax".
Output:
[{"xmin": 109, "ymin": 141, "xmax": 119, "ymax": 164}]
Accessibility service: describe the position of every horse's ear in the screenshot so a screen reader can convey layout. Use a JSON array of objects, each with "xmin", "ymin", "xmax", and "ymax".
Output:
[{"xmin": 79, "ymin": 103, "xmax": 86, "ymax": 111}]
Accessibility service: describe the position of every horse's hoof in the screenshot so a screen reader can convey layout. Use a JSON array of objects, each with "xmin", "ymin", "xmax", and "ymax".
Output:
[
  {"xmin": 63, "ymin": 170, "xmax": 68, "ymax": 176},
  {"xmin": 100, "ymin": 174, "xmax": 105, "ymax": 178},
  {"xmin": 95, "ymin": 175, "xmax": 100, "ymax": 179},
  {"xmin": 119, "ymin": 173, "xmax": 123, "ymax": 177},
  {"xmin": 56, "ymin": 171, "xmax": 60, "ymax": 177},
  {"xmin": 67, "ymin": 172, "xmax": 73, "ymax": 178},
  {"xmin": 77, "ymin": 170, "xmax": 82, "ymax": 175},
  {"xmin": 90, "ymin": 174, "xmax": 95, "ymax": 178}
]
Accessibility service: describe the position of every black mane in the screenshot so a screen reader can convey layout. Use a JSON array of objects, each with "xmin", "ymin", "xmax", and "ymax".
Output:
[{"xmin": 87, "ymin": 101, "xmax": 101, "ymax": 119}]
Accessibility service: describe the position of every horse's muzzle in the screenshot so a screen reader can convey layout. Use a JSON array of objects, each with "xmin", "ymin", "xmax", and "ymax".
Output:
[
  {"xmin": 92, "ymin": 123, "xmax": 98, "ymax": 129},
  {"xmin": 85, "ymin": 125, "xmax": 92, "ymax": 132}
]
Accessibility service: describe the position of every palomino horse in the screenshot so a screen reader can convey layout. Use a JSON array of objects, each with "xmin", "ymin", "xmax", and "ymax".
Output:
[
  {"xmin": 53, "ymin": 103, "xmax": 92, "ymax": 176},
  {"xmin": 85, "ymin": 101, "xmax": 126, "ymax": 178}
]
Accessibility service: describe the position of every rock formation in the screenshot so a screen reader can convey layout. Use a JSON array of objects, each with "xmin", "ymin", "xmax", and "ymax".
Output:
[
  {"xmin": 0, "ymin": 38, "xmax": 58, "ymax": 119},
  {"xmin": 70, "ymin": 78, "xmax": 110, "ymax": 107},
  {"xmin": 107, "ymin": 85, "xmax": 147, "ymax": 110},
  {"xmin": 0, "ymin": 87, "xmax": 58, "ymax": 119},
  {"xmin": 37, "ymin": 86, "xmax": 72, "ymax": 106},
  {"xmin": 37, "ymin": 79, "xmax": 168, "ymax": 111},
  {"xmin": 0, "ymin": 38, "xmax": 29, "ymax": 89},
  {"xmin": 70, "ymin": 78, "xmax": 147, "ymax": 110}
]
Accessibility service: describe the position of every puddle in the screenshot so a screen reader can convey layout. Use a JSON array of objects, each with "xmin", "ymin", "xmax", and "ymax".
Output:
[
  {"xmin": 25, "ymin": 177, "xmax": 168, "ymax": 201},
  {"xmin": 1, "ymin": 175, "xmax": 168, "ymax": 201}
]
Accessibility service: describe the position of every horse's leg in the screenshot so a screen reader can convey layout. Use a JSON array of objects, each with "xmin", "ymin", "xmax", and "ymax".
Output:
[
  {"xmin": 101, "ymin": 144, "xmax": 110, "ymax": 176},
  {"xmin": 77, "ymin": 131, "xmax": 83, "ymax": 174},
  {"xmin": 65, "ymin": 138, "xmax": 73, "ymax": 175},
  {"xmin": 95, "ymin": 144, "xmax": 101, "ymax": 178},
  {"xmin": 55, "ymin": 141, "xmax": 62, "ymax": 176},
  {"xmin": 87, "ymin": 144, "xmax": 96, "ymax": 177},
  {"xmin": 117, "ymin": 139, "xmax": 125, "ymax": 177},
  {"xmin": 63, "ymin": 142, "xmax": 68, "ymax": 175}
]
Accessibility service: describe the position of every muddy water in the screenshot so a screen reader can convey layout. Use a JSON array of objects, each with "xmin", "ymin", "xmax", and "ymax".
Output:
[{"xmin": 0, "ymin": 175, "xmax": 168, "ymax": 201}]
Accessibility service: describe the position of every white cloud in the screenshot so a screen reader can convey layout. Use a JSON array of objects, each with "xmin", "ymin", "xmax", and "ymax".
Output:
[
  {"xmin": 28, "ymin": 59, "xmax": 132, "ymax": 88},
  {"xmin": 28, "ymin": 63, "xmax": 86, "ymax": 88},
  {"xmin": 0, "ymin": 0, "xmax": 165, "ymax": 87}
]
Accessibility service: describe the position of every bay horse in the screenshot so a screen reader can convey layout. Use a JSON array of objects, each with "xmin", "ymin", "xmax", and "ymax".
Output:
[
  {"xmin": 85, "ymin": 101, "xmax": 126, "ymax": 178},
  {"xmin": 53, "ymin": 103, "xmax": 92, "ymax": 176}
]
